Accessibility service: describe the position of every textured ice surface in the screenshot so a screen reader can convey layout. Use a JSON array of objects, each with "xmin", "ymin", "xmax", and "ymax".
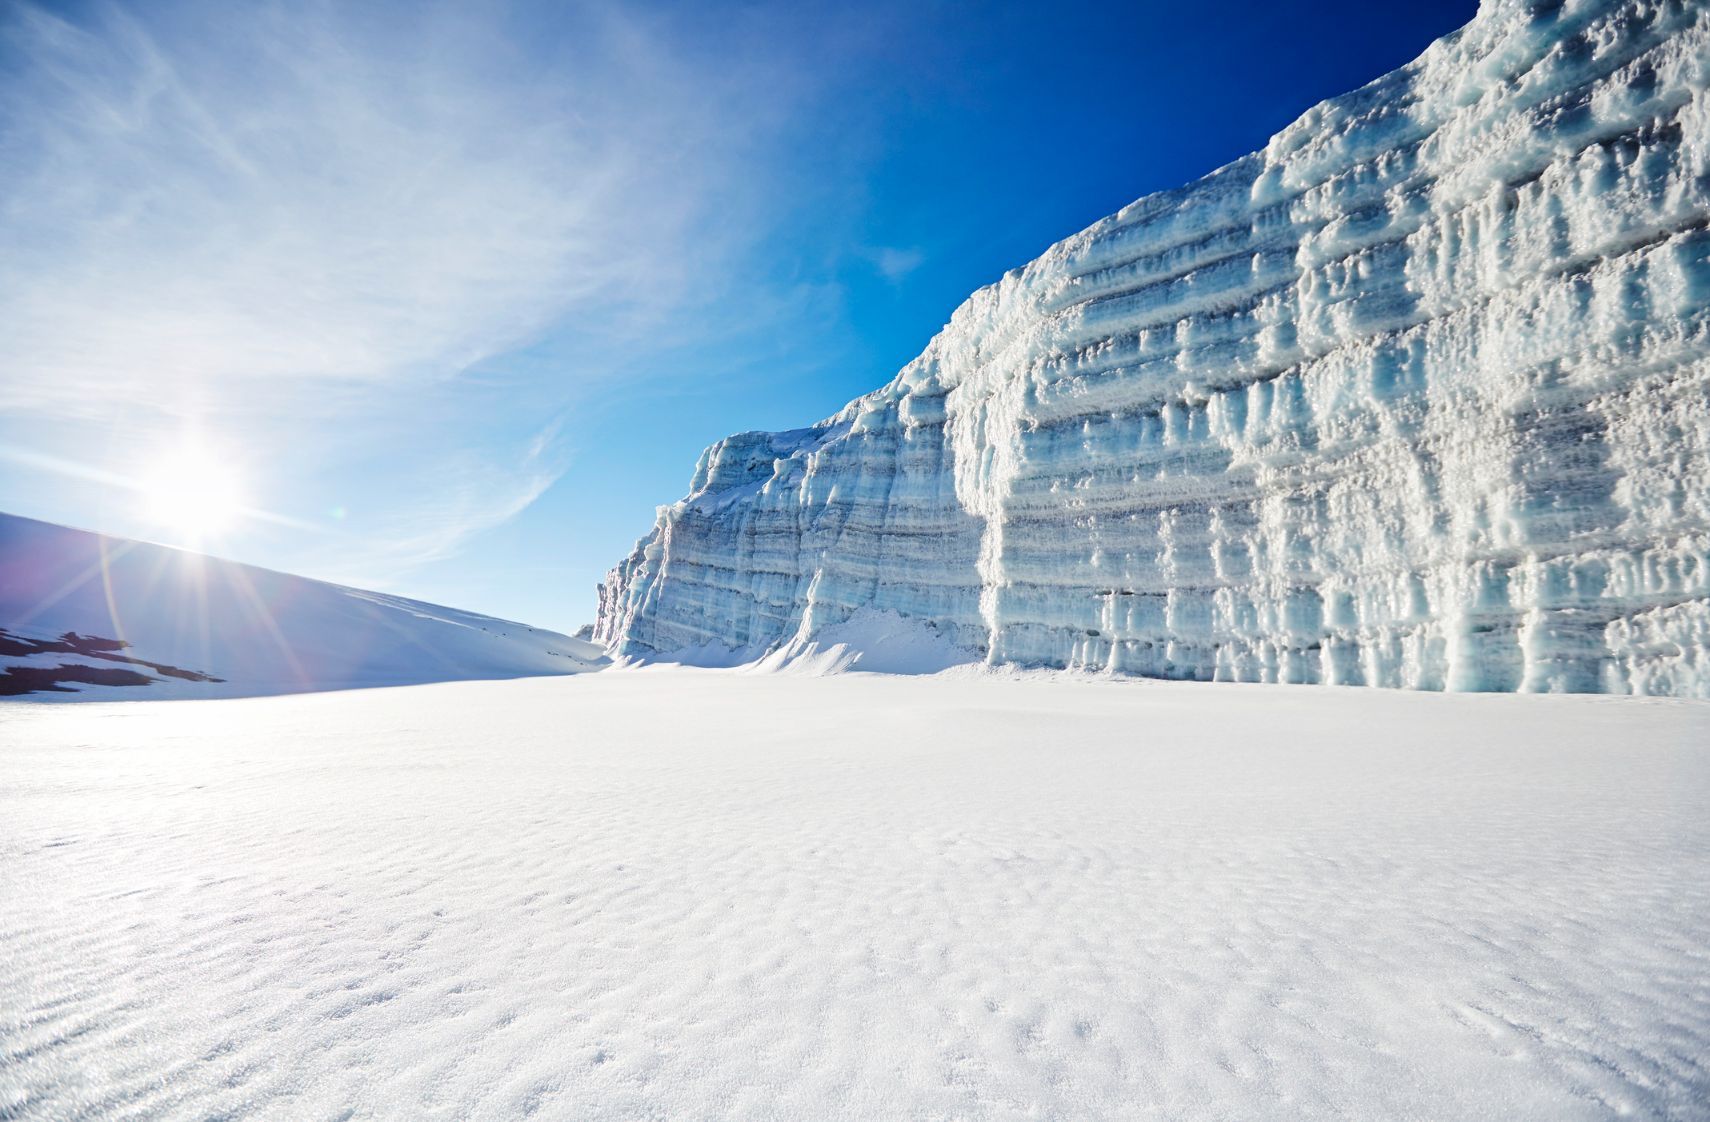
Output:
[
  {"xmin": 2, "ymin": 672, "xmax": 1707, "ymax": 1119},
  {"xmin": 0, "ymin": 513, "xmax": 604, "ymax": 698},
  {"xmin": 599, "ymin": 0, "xmax": 1710, "ymax": 695}
]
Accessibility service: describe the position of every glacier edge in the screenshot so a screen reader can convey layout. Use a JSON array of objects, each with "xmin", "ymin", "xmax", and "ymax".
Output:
[{"xmin": 597, "ymin": 0, "xmax": 1710, "ymax": 697}]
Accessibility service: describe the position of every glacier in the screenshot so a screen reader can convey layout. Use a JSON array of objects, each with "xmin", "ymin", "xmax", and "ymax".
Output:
[{"xmin": 597, "ymin": 0, "xmax": 1710, "ymax": 696}]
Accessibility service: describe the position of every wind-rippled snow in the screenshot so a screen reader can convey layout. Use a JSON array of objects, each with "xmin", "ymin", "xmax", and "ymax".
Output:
[{"xmin": 3, "ymin": 671, "xmax": 1707, "ymax": 1119}]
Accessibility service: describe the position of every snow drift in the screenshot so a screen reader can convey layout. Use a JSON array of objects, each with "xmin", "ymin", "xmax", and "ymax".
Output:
[
  {"xmin": 0, "ymin": 513, "xmax": 604, "ymax": 698},
  {"xmin": 597, "ymin": 0, "xmax": 1710, "ymax": 696}
]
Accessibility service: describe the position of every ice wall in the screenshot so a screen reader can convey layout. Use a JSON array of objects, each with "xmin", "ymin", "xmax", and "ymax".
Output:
[{"xmin": 598, "ymin": 0, "xmax": 1710, "ymax": 696}]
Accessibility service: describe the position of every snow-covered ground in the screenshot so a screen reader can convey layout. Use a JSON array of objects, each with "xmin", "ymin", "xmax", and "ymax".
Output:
[{"xmin": 3, "ymin": 669, "xmax": 1706, "ymax": 1120}]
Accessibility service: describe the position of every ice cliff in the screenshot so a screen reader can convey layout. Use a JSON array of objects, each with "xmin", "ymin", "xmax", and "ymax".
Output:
[{"xmin": 598, "ymin": 0, "xmax": 1710, "ymax": 696}]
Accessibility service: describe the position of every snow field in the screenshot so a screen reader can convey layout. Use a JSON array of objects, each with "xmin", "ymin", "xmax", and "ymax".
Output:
[{"xmin": 2, "ymin": 670, "xmax": 1707, "ymax": 1119}]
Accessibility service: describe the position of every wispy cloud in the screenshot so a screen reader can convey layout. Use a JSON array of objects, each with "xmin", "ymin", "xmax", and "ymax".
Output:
[
  {"xmin": 312, "ymin": 448, "xmax": 564, "ymax": 583},
  {"xmin": 861, "ymin": 245, "xmax": 927, "ymax": 283},
  {"xmin": 0, "ymin": 0, "xmax": 804, "ymax": 572}
]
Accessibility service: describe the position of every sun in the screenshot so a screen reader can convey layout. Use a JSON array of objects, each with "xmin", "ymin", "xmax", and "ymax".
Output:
[{"xmin": 141, "ymin": 444, "xmax": 248, "ymax": 545}]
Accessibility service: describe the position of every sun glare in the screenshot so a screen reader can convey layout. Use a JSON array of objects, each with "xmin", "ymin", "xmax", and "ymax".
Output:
[{"xmin": 141, "ymin": 444, "xmax": 247, "ymax": 544}]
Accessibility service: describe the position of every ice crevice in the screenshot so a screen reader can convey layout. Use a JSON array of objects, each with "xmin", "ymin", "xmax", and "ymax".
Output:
[{"xmin": 598, "ymin": 0, "xmax": 1710, "ymax": 697}]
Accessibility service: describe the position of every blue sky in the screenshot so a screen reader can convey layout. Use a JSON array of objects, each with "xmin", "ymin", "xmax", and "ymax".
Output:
[{"xmin": 0, "ymin": 0, "xmax": 1477, "ymax": 631}]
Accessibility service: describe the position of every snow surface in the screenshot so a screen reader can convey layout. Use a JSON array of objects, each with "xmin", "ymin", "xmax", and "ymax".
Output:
[
  {"xmin": 3, "ymin": 670, "xmax": 1707, "ymax": 1119},
  {"xmin": 0, "ymin": 513, "xmax": 605, "ymax": 699},
  {"xmin": 599, "ymin": 0, "xmax": 1710, "ymax": 696},
  {"xmin": 624, "ymin": 609, "xmax": 980, "ymax": 675}
]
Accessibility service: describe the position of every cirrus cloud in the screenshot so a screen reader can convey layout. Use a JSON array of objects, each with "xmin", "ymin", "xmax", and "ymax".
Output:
[{"xmin": 0, "ymin": 0, "xmax": 811, "ymax": 573}]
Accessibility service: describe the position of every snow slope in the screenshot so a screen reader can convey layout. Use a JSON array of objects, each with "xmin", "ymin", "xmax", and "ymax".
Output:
[
  {"xmin": 0, "ymin": 512, "xmax": 605, "ymax": 699},
  {"xmin": 598, "ymin": 0, "xmax": 1710, "ymax": 696},
  {"xmin": 1, "ymin": 671, "xmax": 1706, "ymax": 1119}
]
